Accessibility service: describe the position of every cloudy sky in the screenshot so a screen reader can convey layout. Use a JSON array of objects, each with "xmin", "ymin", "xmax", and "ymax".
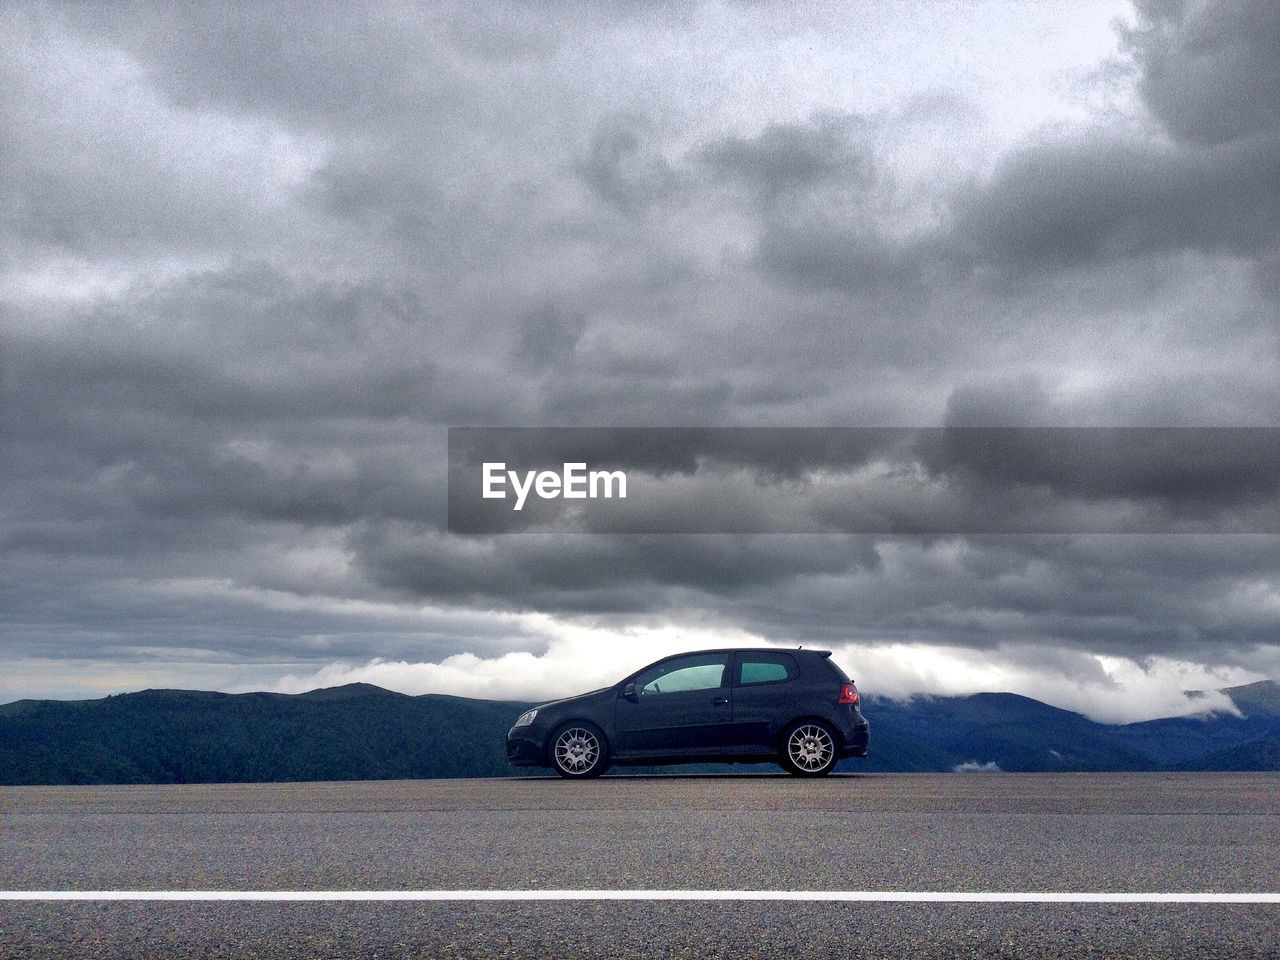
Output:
[{"xmin": 2, "ymin": 0, "xmax": 1278, "ymax": 722}]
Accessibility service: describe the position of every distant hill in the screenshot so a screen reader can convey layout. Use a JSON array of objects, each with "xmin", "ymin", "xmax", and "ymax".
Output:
[
  {"xmin": 853, "ymin": 680, "xmax": 1280, "ymax": 774},
  {"xmin": 1219, "ymin": 679, "xmax": 1280, "ymax": 715},
  {"xmin": 856, "ymin": 692, "xmax": 1158, "ymax": 773},
  {"xmin": 0, "ymin": 684, "xmax": 533, "ymax": 785},
  {"xmin": 1177, "ymin": 738, "xmax": 1280, "ymax": 772},
  {"xmin": 2, "ymin": 680, "xmax": 1278, "ymax": 785}
]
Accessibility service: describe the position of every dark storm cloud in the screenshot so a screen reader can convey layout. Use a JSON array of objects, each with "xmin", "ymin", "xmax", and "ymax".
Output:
[
  {"xmin": 54, "ymin": 4, "xmax": 458, "ymax": 130},
  {"xmin": 2, "ymin": 1, "xmax": 1279, "ymax": 695},
  {"xmin": 345, "ymin": 536, "xmax": 813, "ymax": 675},
  {"xmin": 446, "ymin": 427, "xmax": 1280, "ymax": 535},
  {"xmin": 944, "ymin": 2, "xmax": 1280, "ymax": 298},
  {"xmin": 0, "ymin": 266, "xmax": 478, "ymax": 582},
  {"xmin": 747, "ymin": 117, "xmax": 1280, "ymax": 291},
  {"xmin": 514, "ymin": 303, "xmax": 587, "ymax": 371},
  {"xmin": 575, "ymin": 115, "xmax": 682, "ymax": 214},
  {"xmin": 1126, "ymin": 0, "xmax": 1280, "ymax": 145},
  {"xmin": 353, "ymin": 526, "xmax": 1280, "ymax": 662},
  {"xmin": 355, "ymin": 527, "xmax": 884, "ymax": 616},
  {"xmin": 2, "ymin": 266, "xmax": 451, "ymax": 427},
  {"xmin": 694, "ymin": 112, "xmax": 933, "ymax": 296},
  {"xmin": 754, "ymin": 221, "xmax": 927, "ymax": 297},
  {"xmin": 699, "ymin": 115, "xmax": 870, "ymax": 202},
  {"xmin": 310, "ymin": 157, "xmax": 440, "ymax": 225},
  {"xmin": 721, "ymin": 4, "xmax": 1280, "ymax": 289},
  {"xmin": 952, "ymin": 131, "xmax": 1280, "ymax": 274}
]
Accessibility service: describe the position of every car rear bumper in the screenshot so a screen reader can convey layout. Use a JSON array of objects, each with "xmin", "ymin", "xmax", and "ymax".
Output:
[{"xmin": 839, "ymin": 716, "xmax": 870, "ymax": 758}]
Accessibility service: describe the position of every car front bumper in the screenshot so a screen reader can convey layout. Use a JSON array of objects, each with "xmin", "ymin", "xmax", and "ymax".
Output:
[{"xmin": 506, "ymin": 726, "xmax": 548, "ymax": 767}]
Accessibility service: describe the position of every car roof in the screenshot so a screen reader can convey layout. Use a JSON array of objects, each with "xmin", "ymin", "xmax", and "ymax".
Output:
[{"xmin": 649, "ymin": 646, "xmax": 831, "ymax": 658}]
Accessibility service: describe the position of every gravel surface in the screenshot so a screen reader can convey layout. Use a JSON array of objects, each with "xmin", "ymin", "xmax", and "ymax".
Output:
[{"xmin": 2, "ymin": 773, "xmax": 1277, "ymax": 958}]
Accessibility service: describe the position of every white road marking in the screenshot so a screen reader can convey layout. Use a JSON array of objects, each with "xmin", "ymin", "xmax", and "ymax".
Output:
[{"xmin": 1, "ymin": 890, "xmax": 1278, "ymax": 903}]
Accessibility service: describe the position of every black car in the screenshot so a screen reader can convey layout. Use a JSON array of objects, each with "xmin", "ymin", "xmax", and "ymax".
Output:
[{"xmin": 506, "ymin": 647, "xmax": 869, "ymax": 778}]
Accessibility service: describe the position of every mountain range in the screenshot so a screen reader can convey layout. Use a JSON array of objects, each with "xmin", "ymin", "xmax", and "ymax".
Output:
[{"xmin": 1, "ymin": 680, "xmax": 1278, "ymax": 785}]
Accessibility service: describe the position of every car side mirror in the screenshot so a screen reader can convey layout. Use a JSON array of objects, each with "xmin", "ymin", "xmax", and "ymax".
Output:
[{"xmin": 622, "ymin": 682, "xmax": 639, "ymax": 703}]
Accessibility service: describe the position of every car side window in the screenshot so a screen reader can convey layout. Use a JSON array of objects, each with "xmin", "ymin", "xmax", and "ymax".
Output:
[
  {"xmin": 634, "ymin": 654, "xmax": 728, "ymax": 695},
  {"xmin": 737, "ymin": 654, "xmax": 797, "ymax": 686}
]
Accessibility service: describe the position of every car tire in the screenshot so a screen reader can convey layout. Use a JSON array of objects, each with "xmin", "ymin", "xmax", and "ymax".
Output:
[
  {"xmin": 779, "ymin": 719, "xmax": 839, "ymax": 777},
  {"xmin": 550, "ymin": 722, "xmax": 611, "ymax": 779}
]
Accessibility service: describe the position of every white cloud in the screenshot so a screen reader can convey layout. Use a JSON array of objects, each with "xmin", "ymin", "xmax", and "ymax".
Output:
[
  {"xmin": 953, "ymin": 761, "xmax": 1002, "ymax": 773},
  {"xmin": 256, "ymin": 613, "xmax": 1266, "ymax": 723},
  {"xmin": 262, "ymin": 618, "xmax": 772, "ymax": 701},
  {"xmin": 839, "ymin": 642, "xmax": 1257, "ymax": 723}
]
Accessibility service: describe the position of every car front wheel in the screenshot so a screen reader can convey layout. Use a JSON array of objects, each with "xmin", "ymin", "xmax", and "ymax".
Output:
[
  {"xmin": 550, "ymin": 722, "xmax": 610, "ymax": 779},
  {"xmin": 780, "ymin": 720, "xmax": 839, "ymax": 777}
]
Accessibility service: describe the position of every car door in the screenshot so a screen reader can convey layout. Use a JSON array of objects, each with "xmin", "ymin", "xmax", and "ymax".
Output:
[
  {"xmin": 727, "ymin": 651, "xmax": 800, "ymax": 750},
  {"xmin": 614, "ymin": 652, "xmax": 733, "ymax": 756}
]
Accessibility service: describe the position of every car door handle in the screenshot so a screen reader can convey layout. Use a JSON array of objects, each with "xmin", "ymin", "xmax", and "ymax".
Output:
[{"xmin": 711, "ymin": 696, "xmax": 729, "ymax": 705}]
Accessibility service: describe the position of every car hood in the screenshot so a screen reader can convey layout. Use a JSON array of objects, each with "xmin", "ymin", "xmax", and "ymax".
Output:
[{"xmin": 533, "ymin": 687, "xmax": 611, "ymax": 712}]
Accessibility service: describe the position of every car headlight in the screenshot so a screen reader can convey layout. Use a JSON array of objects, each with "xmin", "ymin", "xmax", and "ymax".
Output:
[{"xmin": 512, "ymin": 709, "xmax": 538, "ymax": 727}]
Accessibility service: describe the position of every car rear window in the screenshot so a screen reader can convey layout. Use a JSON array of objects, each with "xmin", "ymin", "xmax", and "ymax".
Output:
[{"xmin": 737, "ymin": 653, "xmax": 797, "ymax": 685}]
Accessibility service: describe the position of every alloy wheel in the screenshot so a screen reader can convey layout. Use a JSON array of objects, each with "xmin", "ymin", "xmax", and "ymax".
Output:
[
  {"xmin": 787, "ymin": 723, "xmax": 835, "ymax": 773},
  {"xmin": 554, "ymin": 727, "xmax": 601, "ymax": 775}
]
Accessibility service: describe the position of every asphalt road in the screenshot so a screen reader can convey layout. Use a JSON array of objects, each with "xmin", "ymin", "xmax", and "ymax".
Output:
[{"xmin": 2, "ymin": 772, "xmax": 1278, "ymax": 958}]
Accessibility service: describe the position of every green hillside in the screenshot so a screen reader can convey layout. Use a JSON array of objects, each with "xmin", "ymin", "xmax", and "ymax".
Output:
[
  {"xmin": 2, "ymin": 680, "xmax": 1278, "ymax": 785},
  {"xmin": 1178, "ymin": 738, "xmax": 1280, "ymax": 772},
  {"xmin": 0, "ymin": 684, "xmax": 533, "ymax": 785}
]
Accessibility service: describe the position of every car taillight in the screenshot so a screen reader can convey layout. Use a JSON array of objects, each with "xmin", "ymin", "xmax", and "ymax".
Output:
[{"xmin": 838, "ymin": 683, "xmax": 860, "ymax": 706}]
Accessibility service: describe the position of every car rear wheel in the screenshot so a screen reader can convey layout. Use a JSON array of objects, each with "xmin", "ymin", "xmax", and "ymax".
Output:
[
  {"xmin": 780, "ymin": 720, "xmax": 838, "ymax": 777},
  {"xmin": 551, "ymin": 722, "xmax": 610, "ymax": 779}
]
